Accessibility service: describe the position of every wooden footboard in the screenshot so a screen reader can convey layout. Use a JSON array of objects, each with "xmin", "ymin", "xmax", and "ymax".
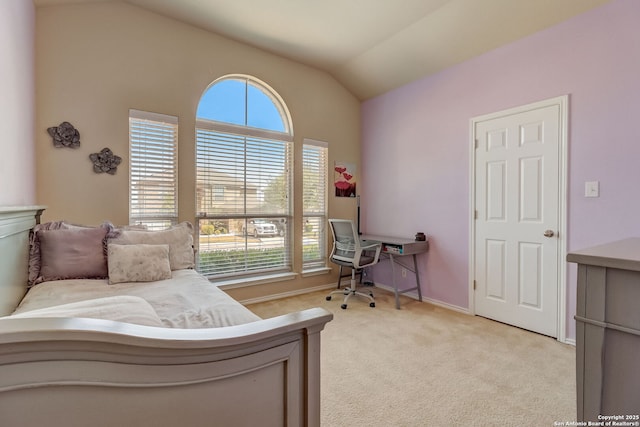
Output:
[{"xmin": 0, "ymin": 308, "xmax": 332, "ymax": 427}]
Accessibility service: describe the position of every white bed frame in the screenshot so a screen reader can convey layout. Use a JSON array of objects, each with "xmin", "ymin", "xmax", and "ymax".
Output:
[{"xmin": 0, "ymin": 206, "xmax": 333, "ymax": 427}]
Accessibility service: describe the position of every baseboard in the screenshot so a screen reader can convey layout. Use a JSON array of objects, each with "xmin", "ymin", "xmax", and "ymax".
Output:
[{"xmin": 241, "ymin": 283, "xmax": 336, "ymax": 305}]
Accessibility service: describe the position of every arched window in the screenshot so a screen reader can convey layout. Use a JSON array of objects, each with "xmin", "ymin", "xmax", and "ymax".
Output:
[
  {"xmin": 196, "ymin": 77, "xmax": 289, "ymax": 133},
  {"xmin": 195, "ymin": 75, "xmax": 293, "ymax": 279}
]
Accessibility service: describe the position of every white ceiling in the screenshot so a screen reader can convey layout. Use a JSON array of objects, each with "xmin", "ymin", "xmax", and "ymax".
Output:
[{"xmin": 34, "ymin": 0, "xmax": 611, "ymax": 100}]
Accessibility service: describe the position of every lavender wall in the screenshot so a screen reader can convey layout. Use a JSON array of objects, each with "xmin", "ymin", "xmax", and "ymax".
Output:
[
  {"xmin": 361, "ymin": 0, "xmax": 640, "ymax": 340},
  {"xmin": 0, "ymin": 0, "xmax": 36, "ymax": 205}
]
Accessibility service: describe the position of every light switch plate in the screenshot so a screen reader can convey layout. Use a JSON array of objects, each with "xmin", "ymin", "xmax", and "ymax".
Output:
[{"xmin": 585, "ymin": 181, "xmax": 599, "ymax": 198}]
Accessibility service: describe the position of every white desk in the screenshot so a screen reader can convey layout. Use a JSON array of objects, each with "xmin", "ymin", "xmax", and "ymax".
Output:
[{"xmin": 361, "ymin": 234, "xmax": 429, "ymax": 309}]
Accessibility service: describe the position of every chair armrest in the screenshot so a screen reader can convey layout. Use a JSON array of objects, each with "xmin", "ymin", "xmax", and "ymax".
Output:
[
  {"xmin": 360, "ymin": 240, "xmax": 381, "ymax": 250},
  {"xmin": 353, "ymin": 240, "xmax": 382, "ymax": 269}
]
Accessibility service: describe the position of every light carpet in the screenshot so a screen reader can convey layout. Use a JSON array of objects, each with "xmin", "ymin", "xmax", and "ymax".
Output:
[{"xmin": 248, "ymin": 287, "xmax": 576, "ymax": 427}]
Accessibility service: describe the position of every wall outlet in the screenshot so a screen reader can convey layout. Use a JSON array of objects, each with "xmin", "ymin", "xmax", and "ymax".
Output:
[
  {"xmin": 585, "ymin": 181, "xmax": 599, "ymax": 198},
  {"xmin": 401, "ymin": 268, "xmax": 407, "ymax": 278}
]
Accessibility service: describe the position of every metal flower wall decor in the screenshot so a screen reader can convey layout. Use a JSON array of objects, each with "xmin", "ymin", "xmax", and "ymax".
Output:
[
  {"xmin": 47, "ymin": 121, "xmax": 80, "ymax": 148},
  {"xmin": 89, "ymin": 148, "xmax": 122, "ymax": 175}
]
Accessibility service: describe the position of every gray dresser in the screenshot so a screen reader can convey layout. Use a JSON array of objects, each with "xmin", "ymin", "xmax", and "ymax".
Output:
[{"xmin": 567, "ymin": 238, "xmax": 640, "ymax": 421}]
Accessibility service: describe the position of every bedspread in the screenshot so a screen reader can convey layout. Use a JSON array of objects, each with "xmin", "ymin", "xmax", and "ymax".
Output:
[
  {"xmin": 10, "ymin": 269, "xmax": 261, "ymax": 328},
  {"xmin": 7, "ymin": 295, "xmax": 165, "ymax": 327}
]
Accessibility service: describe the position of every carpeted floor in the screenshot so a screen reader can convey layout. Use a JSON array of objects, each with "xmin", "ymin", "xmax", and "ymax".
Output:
[{"xmin": 248, "ymin": 287, "xmax": 576, "ymax": 427}]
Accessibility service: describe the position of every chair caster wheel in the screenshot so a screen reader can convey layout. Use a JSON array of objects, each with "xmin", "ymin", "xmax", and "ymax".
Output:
[
  {"xmin": 341, "ymin": 304, "xmax": 347, "ymax": 309},
  {"xmin": 369, "ymin": 302, "xmax": 375, "ymax": 308},
  {"xmin": 326, "ymin": 296, "xmax": 332, "ymax": 301}
]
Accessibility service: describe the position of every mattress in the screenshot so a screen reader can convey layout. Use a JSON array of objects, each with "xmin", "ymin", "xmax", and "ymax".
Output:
[{"xmin": 10, "ymin": 269, "xmax": 261, "ymax": 328}]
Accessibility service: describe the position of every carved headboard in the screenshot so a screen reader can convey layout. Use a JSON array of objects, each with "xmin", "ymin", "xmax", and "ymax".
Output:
[{"xmin": 0, "ymin": 206, "xmax": 45, "ymax": 316}]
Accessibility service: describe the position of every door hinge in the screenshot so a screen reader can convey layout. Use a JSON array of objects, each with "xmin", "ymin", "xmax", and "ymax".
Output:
[
  {"xmin": 473, "ymin": 280, "xmax": 476, "ymax": 290},
  {"xmin": 474, "ymin": 210, "xmax": 478, "ymax": 220},
  {"xmin": 475, "ymin": 139, "xmax": 479, "ymax": 149}
]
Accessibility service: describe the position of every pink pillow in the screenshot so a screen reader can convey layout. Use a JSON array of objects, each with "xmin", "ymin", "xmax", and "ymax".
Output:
[
  {"xmin": 28, "ymin": 221, "xmax": 118, "ymax": 286},
  {"xmin": 28, "ymin": 221, "xmax": 67, "ymax": 286},
  {"xmin": 38, "ymin": 227, "xmax": 109, "ymax": 281}
]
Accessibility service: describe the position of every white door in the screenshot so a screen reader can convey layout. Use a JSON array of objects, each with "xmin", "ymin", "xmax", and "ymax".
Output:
[{"xmin": 473, "ymin": 98, "xmax": 565, "ymax": 337}]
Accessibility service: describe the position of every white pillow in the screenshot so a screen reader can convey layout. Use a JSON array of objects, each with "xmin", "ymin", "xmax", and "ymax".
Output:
[{"xmin": 107, "ymin": 244, "xmax": 172, "ymax": 284}]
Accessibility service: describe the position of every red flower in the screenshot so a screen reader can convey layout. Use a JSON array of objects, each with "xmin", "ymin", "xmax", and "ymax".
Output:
[
  {"xmin": 335, "ymin": 166, "xmax": 346, "ymax": 174},
  {"xmin": 335, "ymin": 181, "xmax": 352, "ymax": 190},
  {"xmin": 342, "ymin": 173, "xmax": 353, "ymax": 181}
]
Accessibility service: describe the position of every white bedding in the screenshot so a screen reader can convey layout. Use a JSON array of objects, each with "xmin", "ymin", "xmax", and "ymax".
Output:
[
  {"xmin": 7, "ymin": 295, "xmax": 165, "ymax": 327},
  {"xmin": 10, "ymin": 269, "xmax": 261, "ymax": 328}
]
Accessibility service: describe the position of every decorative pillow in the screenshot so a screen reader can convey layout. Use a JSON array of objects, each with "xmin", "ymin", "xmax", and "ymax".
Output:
[
  {"xmin": 107, "ymin": 244, "xmax": 172, "ymax": 284},
  {"xmin": 28, "ymin": 220, "xmax": 67, "ymax": 286},
  {"xmin": 107, "ymin": 222, "xmax": 195, "ymax": 270},
  {"xmin": 28, "ymin": 221, "xmax": 117, "ymax": 286},
  {"xmin": 38, "ymin": 227, "xmax": 109, "ymax": 282},
  {"xmin": 119, "ymin": 224, "xmax": 148, "ymax": 231}
]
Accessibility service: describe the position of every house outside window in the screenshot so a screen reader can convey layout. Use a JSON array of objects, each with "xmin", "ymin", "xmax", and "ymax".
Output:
[
  {"xmin": 128, "ymin": 109, "xmax": 178, "ymax": 230},
  {"xmin": 196, "ymin": 75, "xmax": 293, "ymax": 279},
  {"xmin": 212, "ymin": 185, "xmax": 225, "ymax": 202}
]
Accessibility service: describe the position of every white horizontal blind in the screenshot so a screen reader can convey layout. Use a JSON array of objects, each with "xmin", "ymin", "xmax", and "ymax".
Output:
[
  {"xmin": 196, "ymin": 129, "xmax": 290, "ymax": 216},
  {"xmin": 302, "ymin": 139, "xmax": 328, "ymax": 268},
  {"xmin": 196, "ymin": 123, "xmax": 292, "ymax": 278},
  {"xmin": 129, "ymin": 110, "xmax": 178, "ymax": 230}
]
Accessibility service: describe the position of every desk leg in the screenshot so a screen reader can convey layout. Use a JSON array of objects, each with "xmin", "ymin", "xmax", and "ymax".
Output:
[
  {"xmin": 389, "ymin": 253, "xmax": 401, "ymax": 309},
  {"xmin": 388, "ymin": 253, "xmax": 422, "ymax": 309},
  {"xmin": 413, "ymin": 254, "xmax": 423, "ymax": 302}
]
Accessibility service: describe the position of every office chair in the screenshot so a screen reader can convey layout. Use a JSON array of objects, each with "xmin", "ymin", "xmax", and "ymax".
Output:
[{"xmin": 325, "ymin": 219, "xmax": 382, "ymax": 309}]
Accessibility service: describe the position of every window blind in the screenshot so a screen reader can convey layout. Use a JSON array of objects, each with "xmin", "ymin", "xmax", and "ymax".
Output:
[
  {"xmin": 129, "ymin": 110, "xmax": 178, "ymax": 230},
  {"xmin": 196, "ymin": 123, "xmax": 292, "ymax": 278},
  {"xmin": 302, "ymin": 139, "xmax": 328, "ymax": 268},
  {"xmin": 196, "ymin": 128, "xmax": 290, "ymax": 216}
]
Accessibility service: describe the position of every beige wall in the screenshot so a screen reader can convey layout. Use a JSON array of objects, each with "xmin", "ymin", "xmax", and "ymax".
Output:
[
  {"xmin": 36, "ymin": 1, "xmax": 361, "ymax": 298},
  {"xmin": 1, "ymin": 0, "xmax": 36, "ymax": 206}
]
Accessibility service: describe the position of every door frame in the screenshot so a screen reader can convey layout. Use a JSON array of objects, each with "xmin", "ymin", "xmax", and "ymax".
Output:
[{"xmin": 468, "ymin": 95, "xmax": 569, "ymax": 343}]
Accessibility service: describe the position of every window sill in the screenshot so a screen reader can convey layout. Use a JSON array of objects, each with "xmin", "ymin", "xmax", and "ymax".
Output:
[
  {"xmin": 301, "ymin": 266, "xmax": 331, "ymax": 277},
  {"xmin": 214, "ymin": 272, "xmax": 298, "ymax": 290}
]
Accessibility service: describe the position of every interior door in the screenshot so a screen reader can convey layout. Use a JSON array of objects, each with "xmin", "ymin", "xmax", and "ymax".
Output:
[{"xmin": 473, "ymin": 101, "xmax": 562, "ymax": 337}]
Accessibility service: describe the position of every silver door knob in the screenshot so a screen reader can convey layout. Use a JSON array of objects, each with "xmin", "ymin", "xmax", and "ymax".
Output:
[{"xmin": 543, "ymin": 230, "xmax": 555, "ymax": 238}]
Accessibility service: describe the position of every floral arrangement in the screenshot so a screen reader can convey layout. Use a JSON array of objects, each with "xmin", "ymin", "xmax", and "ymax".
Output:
[{"xmin": 334, "ymin": 163, "xmax": 356, "ymax": 197}]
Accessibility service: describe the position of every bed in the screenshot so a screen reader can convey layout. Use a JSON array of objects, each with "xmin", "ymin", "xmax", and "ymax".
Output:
[{"xmin": 0, "ymin": 206, "xmax": 332, "ymax": 427}]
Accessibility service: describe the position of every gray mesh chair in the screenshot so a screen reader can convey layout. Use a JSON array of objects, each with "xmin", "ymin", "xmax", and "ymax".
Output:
[{"xmin": 325, "ymin": 219, "xmax": 382, "ymax": 309}]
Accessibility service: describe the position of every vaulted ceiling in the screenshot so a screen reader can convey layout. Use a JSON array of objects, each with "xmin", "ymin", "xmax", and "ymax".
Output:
[{"xmin": 34, "ymin": 0, "xmax": 611, "ymax": 100}]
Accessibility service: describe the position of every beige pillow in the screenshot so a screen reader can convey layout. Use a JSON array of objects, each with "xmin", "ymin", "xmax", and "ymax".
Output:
[
  {"xmin": 108, "ymin": 244, "xmax": 172, "ymax": 284},
  {"xmin": 38, "ymin": 227, "xmax": 109, "ymax": 281},
  {"xmin": 107, "ymin": 222, "xmax": 195, "ymax": 270}
]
